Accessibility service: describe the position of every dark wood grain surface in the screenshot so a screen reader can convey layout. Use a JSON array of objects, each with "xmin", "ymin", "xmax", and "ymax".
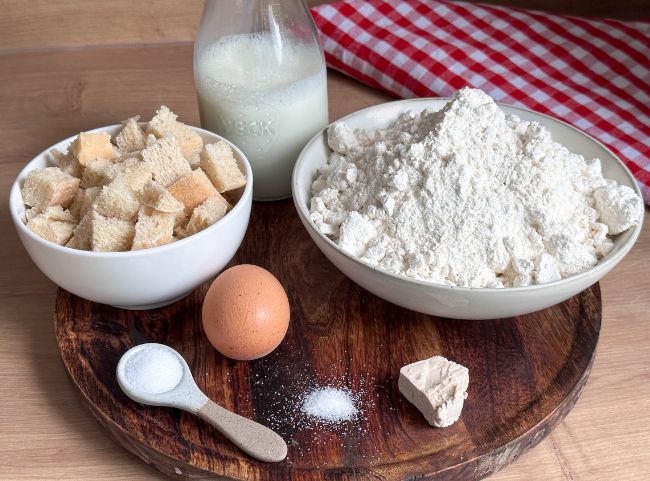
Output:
[{"xmin": 55, "ymin": 199, "xmax": 601, "ymax": 481}]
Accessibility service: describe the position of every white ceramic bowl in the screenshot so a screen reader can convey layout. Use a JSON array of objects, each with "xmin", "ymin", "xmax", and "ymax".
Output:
[
  {"xmin": 10, "ymin": 124, "xmax": 252, "ymax": 310},
  {"xmin": 292, "ymin": 98, "xmax": 643, "ymax": 320}
]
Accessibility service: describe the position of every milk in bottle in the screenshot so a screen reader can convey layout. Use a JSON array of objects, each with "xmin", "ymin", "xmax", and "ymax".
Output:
[{"xmin": 194, "ymin": 1, "xmax": 328, "ymax": 200}]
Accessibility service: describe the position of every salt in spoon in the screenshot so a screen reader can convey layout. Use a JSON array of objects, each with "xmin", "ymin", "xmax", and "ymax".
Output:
[{"xmin": 116, "ymin": 343, "xmax": 287, "ymax": 463}]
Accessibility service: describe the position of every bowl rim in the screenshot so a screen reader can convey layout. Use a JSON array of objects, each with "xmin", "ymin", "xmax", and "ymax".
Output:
[
  {"xmin": 9, "ymin": 123, "xmax": 253, "ymax": 258},
  {"xmin": 292, "ymin": 96, "xmax": 644, "ymax": 293}
]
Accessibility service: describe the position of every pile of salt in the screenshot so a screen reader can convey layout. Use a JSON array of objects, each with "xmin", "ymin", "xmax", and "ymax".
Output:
[{"xmin": 301, "ymin": 387, "xmax": 358, "ymax": 424}]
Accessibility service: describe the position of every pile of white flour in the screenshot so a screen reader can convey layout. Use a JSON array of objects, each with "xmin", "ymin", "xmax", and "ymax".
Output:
[{"xmin": 309, "ymin": 88, "xmax": 642, "ymax": 288}]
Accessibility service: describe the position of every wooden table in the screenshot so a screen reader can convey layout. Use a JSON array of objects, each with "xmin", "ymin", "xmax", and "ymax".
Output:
[{"xmin": 0, "ymin": 2, "xmax": 648, "ymax": 480}]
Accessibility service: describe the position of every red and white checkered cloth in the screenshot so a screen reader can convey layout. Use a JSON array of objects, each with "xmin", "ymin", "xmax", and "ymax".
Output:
[{"xmin": 311, "ymin": 0, "xmax": 650, "ymax": 204}]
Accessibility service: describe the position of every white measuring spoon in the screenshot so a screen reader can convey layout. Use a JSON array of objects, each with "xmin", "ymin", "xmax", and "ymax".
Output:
[{"xmin": 116, "ymin": 343, "xmax": 287, "ymax": 463}]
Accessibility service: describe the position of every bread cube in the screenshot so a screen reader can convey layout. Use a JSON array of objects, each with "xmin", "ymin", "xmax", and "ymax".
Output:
[
  {"xmin": 187, "ymin": 152, "xmax": 201, "ymax": 169},
  {"xmin": 131, "ymin": 207, "xmax": 175, "ymax": 250},
  {"xmin": 222, "ymin": 186, "xmax": 245, "ymax": 206},
  {"xmin": 112, "ymin": 156, "xmax": 141, "ymax": 174},
  {"xmin": 115, "ymin": 116, "xmax": 147, "ymax": 153},
  {"xmin": 25, "ymin": 208, "xmax": 40, "ymax": 221},
  {"xmin": 69, "ymin": 132, "xmax": 116, "ymax": 166},
  {"xmin": 140, "ymin": 180, "xmax": 184, "ymax": 213},
  {"xmin": 26, "ymin": 206, "xmax": 76, "ymax": 245},
  {"xmin": 66, "ymin": 210, "xmax": 94, "ymax": 250},
  {"xmin": 114, "ymin": 160, "xmax": 153, "ymax": 192},
  {"xmin": 177, "ymin": 195, "xmax": 229, "ymax": 238},
  {"xmin": 200, "ymin": 142, "xmax": 246, "ymax": 192},
  {"xmin": 173, "ymin": 209, "xmax": 189, "ymax": 230},
  {"xmin": 22, "ymin": 167, "xmax": 80, "ymax": 211},
  {"xmin": 69, "ymin": 210, "xmax": 135, "ymax": 252},
  {"xmin": 146, "ymin": 105, "xmax": 203, "ymax": 160},
  {"xmin": 94, "ymin": 180, "xmax": 141, "ymax": 222},
  {"xmin": 92, "ymin": 213, "xmax": 135, "ymax": 252},
  {"xmin": 113, "ymin": 149, "xmax": 143, "ymax": 163},
  {"xmin": 40, "ymin": 205, "xmax": 75, "ymax": 222},
  {"xmin": 51, "ymin": 149, "xmax": 83, "ymax": 178},
  {"xmin": 141, "ymin": 137, "xmax": 191, "ymax": 187},
  {"xmin": 59, "ymin": 154, "xmax": 84, "ymax": 178},
  {"xmin": 68, "ymin": 186, "xmax": 101, "ymax": 221},
  {"xmin": 81, "ymin": 156, "xmax": 146, "ymax": 188},
  {"xmin": 167, "ymin": 168, "xmax": 218, "ymax": 216},
  {"xmin": 81, "ymin": 158, "xmax": 115, "ymax": 188}
]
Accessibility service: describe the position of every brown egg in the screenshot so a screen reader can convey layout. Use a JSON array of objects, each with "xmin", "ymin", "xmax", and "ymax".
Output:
[{"xmin": 202, "ymin": 264, "xmax": 290, "ymax": 360}]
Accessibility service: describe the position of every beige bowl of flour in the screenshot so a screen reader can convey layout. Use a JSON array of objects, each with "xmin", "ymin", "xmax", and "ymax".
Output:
[{"xmin": 292, "ymin": 98, "xmax": 643, "ymax": 320}]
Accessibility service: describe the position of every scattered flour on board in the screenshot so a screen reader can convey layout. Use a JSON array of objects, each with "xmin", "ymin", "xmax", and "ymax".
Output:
[{"xmin": 309, "ymin": 88, "xmax": 643, "ymax": 288}]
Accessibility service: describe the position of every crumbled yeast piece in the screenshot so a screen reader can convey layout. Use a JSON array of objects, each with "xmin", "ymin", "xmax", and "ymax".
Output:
[{"xmin": 398, "ymin": 356, "xmax": 469, "ymax": 428}]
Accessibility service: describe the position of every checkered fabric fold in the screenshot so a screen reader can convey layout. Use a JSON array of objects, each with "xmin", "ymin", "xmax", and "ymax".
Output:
[{"xmin": 311, "ymin": 0, "xmax": 650, "ymax": 203}]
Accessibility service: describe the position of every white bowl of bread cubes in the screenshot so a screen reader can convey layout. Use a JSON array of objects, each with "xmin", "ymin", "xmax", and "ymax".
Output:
[{"xmin": 10, "ymin": 106, "xmax": 252, "ymax": 309}]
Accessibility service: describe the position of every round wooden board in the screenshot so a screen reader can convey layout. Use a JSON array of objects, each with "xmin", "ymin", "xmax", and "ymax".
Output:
[{"xmin": 55, "ymin": 199, "xmax": 600, "ymax": 481}]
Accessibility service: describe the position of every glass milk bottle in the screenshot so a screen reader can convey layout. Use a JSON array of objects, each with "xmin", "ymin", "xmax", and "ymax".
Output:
[{"xmin": 194, "ymin": 0, "xmax": 328, "ymax": 200}]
